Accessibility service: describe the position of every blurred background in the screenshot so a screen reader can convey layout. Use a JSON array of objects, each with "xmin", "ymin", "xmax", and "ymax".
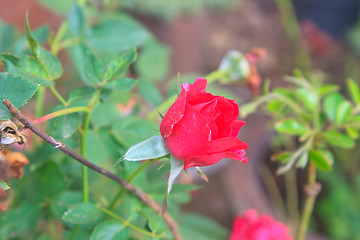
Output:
[{"xmin": 1, "ymin": 0, "xmax": 360, "ymax": 239}]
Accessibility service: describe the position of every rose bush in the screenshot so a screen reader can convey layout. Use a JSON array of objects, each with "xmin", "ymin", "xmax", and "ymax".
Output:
[
  {"xmin": 160, "ymin": 78, "xmax": 248, "ymax": 169},
  {"xmin": 229, "ymin": 209, "xmax": 293, "ymax": 240}
]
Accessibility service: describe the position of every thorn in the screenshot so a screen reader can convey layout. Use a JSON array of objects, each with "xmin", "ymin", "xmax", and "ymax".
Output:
[
  {"xmin": 50, "ymin": 137, "xmax": 62, "ymax": 149},
  {"xmin": 157, "ymin": 111, "xmax": 164, "ymax": 119},
  {"xmin": 196, "ymin": 167, "xmax": 209, "ymax": 183}
]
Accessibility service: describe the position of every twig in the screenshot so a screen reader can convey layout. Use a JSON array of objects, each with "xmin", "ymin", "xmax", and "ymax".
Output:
[
  {"xmin": 2, "ymin": 99, "xmax": 183, "ymax": 240},
  {"xmin": 297, "ymin": 162, "xmax": 321, "ymax": 240}
]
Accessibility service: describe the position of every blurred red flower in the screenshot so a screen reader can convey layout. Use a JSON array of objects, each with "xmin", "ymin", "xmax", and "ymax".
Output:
[
  {"xmin": 160, "ymin": 78, "xmax": 248, "ymax": 169},
  {"xmin": 229, "ymin": 209, "xmax": 293, "ymax": 240}
]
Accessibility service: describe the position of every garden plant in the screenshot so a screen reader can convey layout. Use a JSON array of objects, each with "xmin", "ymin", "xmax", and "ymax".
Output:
[{"xmin": 1, "ymin": 1, "xmax": 360, "ymax": 240}]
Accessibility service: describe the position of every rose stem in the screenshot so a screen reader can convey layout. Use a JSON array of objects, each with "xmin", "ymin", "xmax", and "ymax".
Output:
[
  {"xmin": 2, "ymin": 99, "xmax": 183, "ymax": 240},
  {"xmin": 296, "ymin": 162, "xmax": 321, "ymax": 240}
]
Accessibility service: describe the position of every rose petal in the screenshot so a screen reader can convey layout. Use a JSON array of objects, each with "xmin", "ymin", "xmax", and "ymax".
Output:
[
  {"xmin": 192, "ymin": 99, "xmax": 221, "ymax": 139},
  {"xmin": 229, "ymin": 120, "xmax": 246, "ymax": 137},
  {"xmin": 215, "ymin": 98, "xmax": 239, "ymax": 138},
  {"xmin": 182, "ymin": 78, "xmax": 207, "ymax": 95},
  {"xmin": 183, "ymin": 148, "xmax": 247, "ymax": 169},
  {"xmin": 160, "ymin": 89, "xmax": 187, "ymax": 138},
  {"xmin": 198, "ymin": 137, "xmax": 248, "ymax": 155},
  {"xmin": 164, "ymin": 103, "xmax": 211, "ymax": 161}
]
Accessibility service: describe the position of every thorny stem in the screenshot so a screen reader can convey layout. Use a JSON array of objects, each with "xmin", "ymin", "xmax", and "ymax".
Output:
[
  {"xmin": 108, "ymin": 159, "xmax": 154, "ymax": 210},
  {"xmin": 297, "ymin": 162, "xmax": 321, "ymax": 240},
  {"xmin": 2, "ymin": 99, "xmax": 183, "ymax": 240}
]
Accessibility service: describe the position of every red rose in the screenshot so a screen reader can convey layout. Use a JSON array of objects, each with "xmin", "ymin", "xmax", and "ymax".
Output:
[
  {"xmin": 229, "ymin": 209, "xmax": 293, "ymax": 240},
  {"xmin": 160, "ymin": 78, "xmax": 248, "ymax": 169}
]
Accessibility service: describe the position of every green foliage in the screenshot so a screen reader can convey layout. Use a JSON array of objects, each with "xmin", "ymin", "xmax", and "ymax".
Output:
[
  {"xmin": 0, "ymin": 73, "xmax": 39, "ymax": 120},
  {"xmin": 179, "ymin": 214, "xmax": 228, "ymax": 240},
  {"xmin": 0, "ymin": 3, "xmax": 232, "ymax": 240},
  {"xmin": 0, "ymin": 203, "xmax": 42, "ymax": 239},
  {"xmin": 120, "ymin": 136, "xmax": 169, "ymax": 163},
  {"xmin": 0, "ymin": 20, "xmax": 14, "ymax": 52},
  {"xmin": 91, "ymin": 220, "xmax": 129, "ymax": 240},
  {"xmin": 62, "ymin": 203, "xmax": 103, "ymax": 224},
  {"xmin": 241, "ymin": 71, "xmax": 360, "ymax": 173}
]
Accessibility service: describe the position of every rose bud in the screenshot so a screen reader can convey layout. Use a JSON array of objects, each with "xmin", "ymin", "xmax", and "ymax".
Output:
[
  {"xmin": 160, "ymin": 78, "xmax": 248, "ymax": 169},
  {"xmin": 229, "ymin": 209, "xmax": 293, "ymax": 240}
]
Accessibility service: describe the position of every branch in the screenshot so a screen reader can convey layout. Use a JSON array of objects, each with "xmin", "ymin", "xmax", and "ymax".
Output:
[{"xmin": 2, "ymin": 99, "xmax": 183, "ymax": 240}]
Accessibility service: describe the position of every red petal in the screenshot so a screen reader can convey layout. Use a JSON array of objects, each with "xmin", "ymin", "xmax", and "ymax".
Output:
[
  {"xmin": 160, "ymin": 89, "xmax": 187, "ymax": 138},
  {"xmin": 183, "ymin": 148, "xmax": 247, "ymax": 169},
  {"xmin": 164, "ymin": 103, "xmax": 211, "ymax": 161},
  {"xmin": 229, "ymin": 120, "xmax": 246, "ymax": 137}
]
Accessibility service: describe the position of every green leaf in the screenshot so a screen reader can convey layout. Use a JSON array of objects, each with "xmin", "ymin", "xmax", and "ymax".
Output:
[
  {"xmin": 179, "ymin": 213, "xmax": 229, "ymax": 240},
  {"xmin": 0, "ymin": 54, "xmax": 54, "ymax": 86},
  {"xmin": 0, "ymin": 181, "xmax": 10, "ymax": 190},
  {"xmin": 47, "ymin": 107, "xmax": 81, "ymax": 139},
  {"xmin": 25, "ymin": 13, "xmax": 40, "ymax": 59},
  {"xmin": 0, "ymin": 73, "xmax": 39, "ymax": 120},
  {"xmin": 84, "ymin": 16, "xmax": 150, "ymax": 54},
  {"xmin": 62, "ymin": 203, "xmax": 103, "ymax": 224},
  {"xmin": 91, "ymin": 220, "xmax": 128, "ymax": 240},
  {"xmin": 336, "ymin": 101, "xmax": 352, "ymax": 124},
  {"xmin": 323, "ymin": 130, "xmax": 356, "ymax": 149},
  {"xmin": 139, "ymin": 79, "xmax": 163, "ymax": 106},
  {"xmin": 162, "ymin": 156, "xmax": 184, "ymax": 212},
  {"xmin": 35, "ymin": 161, "xmax": 67, "ymax": 199},
  {"xmin": 86, "ymin": 129, "xmax": 120, "ymax": 165},
  {"xmin": 19, "ymin": 55, "xmax": 49, "ymax": 78},
  {"xmin": 51, "ymin": 191, "xmax": 82, "ymax": 221},
  {"xmin": 112, "ymin": 116, "xmax": 158, "ymax": 148},
  {"xmin": 0, "ymin": 203, "xmax": 42, "ymax": 239},
  {"xmin": 0, "ymin": 20, "xmax": 14, "ymax": 52},
  {"xmin": 267, "ymin": 100, "xmax": 284, "ymax": 113},
  {"xmin": 37, "ymin": 47, "xmax": 63, "ymax": 80},
  {"xmin": 142, "ymin": 208, "xmax": 169, "ymax": 235},
  {"xmin": 275, "ymin": 118, "xmax": 308, "ymax": 135},
  {"xmin": 91, "ymin": 102, "xmax": 121, "ymax": 127},
  {"xmin": 296, "ymin": 151, "xmax": 309, "ymax": 168},
  {"xmin": 83, "ymin": 50, "xmax": 103, "ymax": 85},
  {"xmin": 68, "ymin": 4, "xmax": 84, "ymax": 36},
  {"xmin": 135, "ymin": 42, "xmax": 169, "ymax": 82},
  {"xmin": 296, "ymin": 87, "xmax": 317, "ymax": 112},
  {"xmin": 318, "ymin": 84, "xmax": 339, "ymax": 97},
  {"xmin": 104, "ymin": 47, "xmax": 137, "ymax": 82},
  {"xmin": 36, "ymin": 0, "xmax": 73, "ymax": 14},
  {"xmin": 15, "ymin": 49, "xmax": 62, "ymax": 81},
  {"xmin": 103, "ymin": 78, "xmax": 138, "ymax": 91},
  {"xmin": 345, "ymin": 125, "xmax": 359, "ymax": 139},
  {"xmin": 273, "ymin": 88, "xmax": 297, "ymax": 102},
  {"xmin": 167, "ymin": 156, "xmax": 184, "ymax": 196},
  {"xmin": 272, "ymin": 152, "xmax": 292, "ymax": 163},
  {"xmin": 347, "ymin": 78, "xmax": 360, "ymax": 105},
  {"xmin": 323, "ymin": 93, "xmax": 345, "ymax": 123},
  {"xmin": 67, "ymin": 43, "xmax": 87, "ymax": 80},
  {"xmin": 68, "ymin": 86, "xmax": 96, "ymax": 103},
  {"xmin": 309, "ymin": 150, "xmax": 333, "ymax": 171},
  {"xmin": 13, "ymin": 26, "xmax": 49, "ymax": 55},
  {"xmin": 120, "ymin": 136, "xmax": 169, "ymax": 163}
]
